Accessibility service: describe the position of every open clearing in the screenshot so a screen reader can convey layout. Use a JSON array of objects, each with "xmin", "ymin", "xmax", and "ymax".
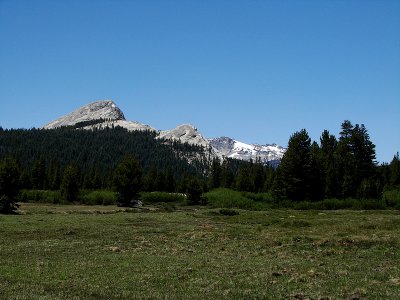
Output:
[{"xmin": 1, "ymin": 203, "xmax": 400, "ymax": 299}]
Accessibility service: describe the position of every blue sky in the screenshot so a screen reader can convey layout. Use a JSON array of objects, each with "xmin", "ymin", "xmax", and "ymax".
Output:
[{"xmin": 0, "ymin": 0, "xmax": 399, "ymax": 163}]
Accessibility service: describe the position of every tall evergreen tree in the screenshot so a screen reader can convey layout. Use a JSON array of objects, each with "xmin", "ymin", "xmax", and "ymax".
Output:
[
  {"xmin": 221, "ymin": 159, "xmax": 235, "ymax": 188},
  {"xmin": 236, "ymin": 164, "xmax": 254, "ymax": 192},
  {"xmin": 389, "ymin": 153, "xmax": 400, "ymax": 187},
  {"xmin": 208, "ymin": 157, "xmax": 222, "ymax": 189},
  {"xmin": 0, "ymin": 157, "xmax": 20, "ymax": 213},
  {"xmin": 336, "ymin": 120, "xmax": 376, "ymax": 198},
  {"xmin": 253, "ymin": 158, "xmax": 265, "ymax": 193},
  {"xmin": 31, "ymin": 158, "xmax": 46, "ymax": 190},
  {"xmin": 113, "ymin": 155, "xmax": 142, "ymax": 206},
  {"xmin": 278, "ymin": 129, "xmax": 312, "ymax": 201},
  {"xmin": 60, "ymin": 165, "xmax": 80, "ymax": 202},
  {"xmin": 309, "ymin": 141, "xmax": 324, "ymax": 201},
  {"xmin": 320, "ymin": 130, "xmax": 339, "ymax": 198}
]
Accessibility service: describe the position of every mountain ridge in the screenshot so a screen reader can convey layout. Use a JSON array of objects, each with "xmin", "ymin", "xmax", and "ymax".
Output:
[{"xmin": 43, "ymin": 100, "xmax": 286, "ymax": 164}]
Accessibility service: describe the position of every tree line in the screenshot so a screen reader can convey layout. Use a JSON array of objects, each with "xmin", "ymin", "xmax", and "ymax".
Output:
[
  {"xmin": 1, "ymin": 120, "xmax": 399, "ymax": 212},
  {"xmin": 208, "ymin": 120, "xmax": 399, "ymax": 203}
]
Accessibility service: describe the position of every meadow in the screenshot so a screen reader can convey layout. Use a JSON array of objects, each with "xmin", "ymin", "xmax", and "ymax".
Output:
[{"xmin": 1, "ymin": 203, "xmax": 399, "ymax": 299}]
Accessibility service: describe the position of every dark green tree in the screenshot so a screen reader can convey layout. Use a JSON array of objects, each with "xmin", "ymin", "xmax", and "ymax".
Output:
[
  {"xmin": 0, "ymin": 157, "xmax": 20, "ymax": 213},
  {"xmin": 60, "ymin": 165, "xmax": 80, "ymax": 202},
  {"xmin": 390, "ymin": 153, "xmax": 400, "ymax": 187},
  {"xmin": 236, "ymin": 164, "xmax": 254, "ymax": 192},
  {"xmin": 208, "ymin": 157, "xmax": 222, "ymax": 189},
  {"xmin": 187, "ymin": 177, "xmax": 204, "ymax": 205},
  {"xmin": 31, "ymin": 158, "xmax": 46, "ymax": 190},
  {"xmin": 221, "ymin": 159, "xmax": 235, "ymax": 188},
  {"xmin": 278, "ymin": 129, "xmax": 312, "ymax": 201},
  {"xmin": 253, "ymin": 158, "xmax": 266, "ymax": 193},
  {"xmin": 113, "ymin": 155, "xmax": 142, "ymax": 206},
  {"xmin": 320, "ymin": 130, "xmax": 338, "ymax": 198},
  {"xmin": 309, "ymin": 141, "xmax": 324, "ymax": 201},
  {"xmin": 336, "ymin": 121, "xmax": 376, "ymax": 198}
]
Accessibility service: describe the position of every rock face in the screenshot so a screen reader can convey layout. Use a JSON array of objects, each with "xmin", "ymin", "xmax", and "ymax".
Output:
[
  {"xmin": 209, "ymin": 136, "xmax": 286, "ymax": 165},
  {"xmin": 43, "ymin": 100, "xmax": 154, "ymax": 131},
  {"xmin": 158, "ymin": 124, "xmax": 210, "ymax": 148},
  {"xmin": 43, "ymin": 100, "xmax": 285, "ymax": 165}
]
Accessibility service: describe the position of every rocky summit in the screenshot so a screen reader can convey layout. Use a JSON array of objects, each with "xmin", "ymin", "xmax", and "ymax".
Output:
[
  {"xmin": 158, "ymin": 124, "xmax": 210, "ymax": 148},
  {"xmin": 43, "ymin": 100, "xmax": 285, "ymax": 164},
  {"xmin": 43, "ymin": 100, "xmax": 154, "ymax": 132}
]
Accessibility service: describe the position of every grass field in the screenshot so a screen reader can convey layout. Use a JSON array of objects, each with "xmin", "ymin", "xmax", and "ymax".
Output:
[{"xmin": 1, "ymin": 203, "xmax": 400, "ymax": 299}]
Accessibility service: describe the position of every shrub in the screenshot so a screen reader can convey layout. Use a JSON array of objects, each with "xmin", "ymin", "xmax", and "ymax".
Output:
[
  {"xmin": 140, "ymin": 192, "xmax": 186, "ymax": 204},
  {"xmin": 19, "ymin": 190, "xmax": 63, "ymax": 204},
  {"xmin": 81, "ymin": 190, "xmax": 117, "ymax": 205},
  {"xmin": 158, "ymin": 202, "xmax": 176, "ymax": 212},
  {"xmin": 382, "ymin": 189, "xmax": 400, "ymax": 208},
  {"xmin": 219, "ymin": 208, "xmax": 239, "ymax": 216},
  {"xmin": 206, "ymin": 188, "xmax": 267, "ymax": 211}
]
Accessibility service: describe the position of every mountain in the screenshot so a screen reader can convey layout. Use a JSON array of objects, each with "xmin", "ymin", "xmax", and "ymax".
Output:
[
  {"xmin": 43, "ymin": 100, "xmax": 155, "ymax": 132},
  {"xmin": 43, "ymin": 100, "xmax": 285, "ymax": 165},
  {"xmin": 158, "ymin": 124, "xmax": 210, "ymax": 148},
  {"xmin": 209, "ymin": 137, "xmax": 286, "ymax": 166}
]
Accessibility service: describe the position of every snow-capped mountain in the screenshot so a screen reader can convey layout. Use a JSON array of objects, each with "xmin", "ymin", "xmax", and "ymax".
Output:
[
  {"xmin": 209, "ymin": 137, "xmax": 286, "ymax": 166},
  {"xmin": 43, "ymin": 100, "xmax": 286, "ymax": 165}
]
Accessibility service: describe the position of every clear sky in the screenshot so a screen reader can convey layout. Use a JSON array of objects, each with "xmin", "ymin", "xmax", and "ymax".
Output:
[{"xmin": 0, "ymin": 0, "xmax": 399, "ymax": 163}]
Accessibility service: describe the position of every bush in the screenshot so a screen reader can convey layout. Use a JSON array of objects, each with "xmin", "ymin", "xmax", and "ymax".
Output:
[
  {"xmin": 241, "ymin": 191, "xmax": 274, "ymax": 202},
  {"xmin": 19, "ymin": 190, "xmax": 63, "ymax": 204},
  {"xmin": 219, "ymin": 208, "xmax": 239, "ymax": 216},
  {"xmin": 292, "ymin": 198, "xmax": 386, "ymax": 210},
  {"xmin": 0, "ymin": 195, "xmax": 19, "ymax": 214},
  {"xmin": 81, "ymin": 190, "xmax": 117, "ymax": 206},
  {"xmin": 206, "ymin": 188, "xmax": 267, "ymax": 211},
  {"xmin": 140, "ymin": 192, "xmax": 186, "ymax": 204},
  {"xmin": 382, "ymin": 189, "xmax": 400, "ymax": 208},
  {"xmin": 158, "ymin": 202, "xmax": 176, "ymax": 212}
]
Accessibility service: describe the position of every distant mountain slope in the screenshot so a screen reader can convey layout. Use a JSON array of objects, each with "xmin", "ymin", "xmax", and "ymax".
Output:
[
  {"xmin": 209, "ymin": 137, "xmax": 286, "ymax": 165},
  {"xmin": 42, "ymin": 100, "xmax": 286, "ymax": 165},
  {"xmin": 43, "ymin": 100, "xmax": 154, "ymax": 132},
  {"xmin": 158, "ymin": 124, "xmax": 210, "ymax": 148}
]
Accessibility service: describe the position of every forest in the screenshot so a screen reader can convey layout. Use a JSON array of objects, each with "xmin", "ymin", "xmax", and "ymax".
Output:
[{"xmin": 0, "ymin": 120, "xmax": 399, "ymax": 212}]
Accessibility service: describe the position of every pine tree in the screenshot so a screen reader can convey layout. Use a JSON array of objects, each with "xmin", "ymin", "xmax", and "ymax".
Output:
[
  {"xmin": 221, "ymin": 159, "xmax": 235, "ymax": 188},
  {"xmin": 113, "ymin": 155, "xmax": 142, "ymax": 206},
  {"xmin": 278, "ymin": 129, "xmax": 312, "ymax": 201},
  {"xmin": 390, "ymin": 153, "xmax": 400, "ymax": 187},
  {"xmin": 309, "ymin": 141, "xmax": 325, "ymax": 201},
  {"xmin": 208, "ymin": 157, "xmax": 222, "ymax": 189},
  {"xmin": 0, "ymin": 157, "xmax": 20, "ymax": 213},
  {"xmin": 320, "ymin": 130, "xmax": 338, "ymax": 198},
  {"xmin": 236, "ymin": 164, "xmax": 254, "ymax": 192},
  {"xmin": 60, "ymin": 165, "xmax": 80, "ymax": 202},
  {"xmin": 187, "ymin": 177, "xmax": 203, "ymax": 205},
  {"xmin": 336, "ymin": 121, "xmax": 377, "ymax": 198},
  {"xmin": 31, "ymin": 159, "xmax": 46, "ymax": 190}
]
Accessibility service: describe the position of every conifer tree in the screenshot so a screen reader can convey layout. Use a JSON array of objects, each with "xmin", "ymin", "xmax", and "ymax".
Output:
[
  {"xmin": 319, "ymin": 130, "xmax": 339, "ymax": 198},
  {"xmin": 61, "ymin": 165, "xmax": 80, "ymax": 202},
  {"xmin": 113, "ymin": 155, "xmax": 142, "ymax": 206},
  {"xmin": 389, "ymin": 153, "xmax": 400, "ymax": 187},
  {"xmin": 0, "ymin": 157, "xmax": 20, "ymax": 213},
  {"xmin": 278, "ymin": 129, "xmax": 312, "ymax": 201},
  {"xmin": 208, "ymin": 157, "xmax": 222, "ymax": 189}
]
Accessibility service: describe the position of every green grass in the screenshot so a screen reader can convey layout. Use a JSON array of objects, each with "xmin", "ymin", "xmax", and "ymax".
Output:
[{"xmin": 1, "ymin": 203, "xmax": 400, "ymax": 299}]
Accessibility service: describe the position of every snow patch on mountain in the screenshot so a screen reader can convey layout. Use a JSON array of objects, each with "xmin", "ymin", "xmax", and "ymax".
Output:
[
  {"xmin": 209, "ymin": 136, "xmax": 286, "ymax": 165},
  {"xmin": 42, "ymin": 100, "xmax": 286, "ymax": 165}
]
